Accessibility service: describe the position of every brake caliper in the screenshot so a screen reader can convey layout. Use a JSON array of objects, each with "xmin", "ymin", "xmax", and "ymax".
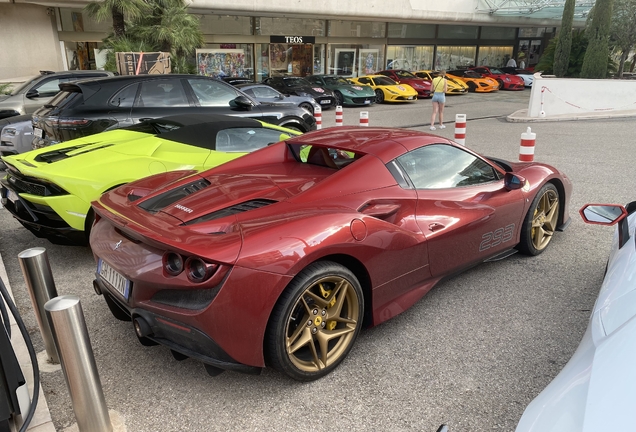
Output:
[{"xmin": 319, "ymin": 283, "xmax": 337, "ymax": 330}]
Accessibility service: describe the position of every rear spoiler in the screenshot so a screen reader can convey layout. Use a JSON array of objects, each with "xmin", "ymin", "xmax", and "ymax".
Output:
[{"xmin": 58, "ymin": 82, "xmax": 100, "ymax": 100}]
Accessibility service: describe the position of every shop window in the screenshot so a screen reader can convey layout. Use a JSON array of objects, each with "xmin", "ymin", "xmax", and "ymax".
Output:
[
  {"xmin": 477, "ymin": 46, "xmax": 513, "ymax": 67},
  {"xmin": 434, "ymin": 46, "xmax": 476, "ymax": 70},
  {"xmin": 480, "ymin": 27, "xmax": 517, "ymax": 40},
  {"xmin": 329, "ymin": 45, "xmax": 385, "ymax": 77},
  {"xmin": 388, "ymin": 23, "xmax": 436, "ymax": 39},
  {"xmin": 519, "ymin": 27, "xmax": 550, "ymax": 38},
  {"xmin": 59, "ymin": 9, "xmax": 110, "ymax": 32},
  {"xmin": 328, "ymin": 21, "xmax": 386, "ymax": 38},
  {"xmin": 256, "ymin": 18, "xmax": 325, "ymax": 36},
  {"xmin": 255, "ymin": 44, "xmax": 325, "ymax": 80},
  {"xmin": 197, "ymin": 45, "xmax": 254, "ymax": 80},
  {"xmin": 386, "ymin": 46, "xmax": 434, "ymax": 71},
  {"xmin": 438, "ymin": 25, "xmax": 479, "ymax": 40},
  {"xmin": 199, "ymin": 15, "xmax": 252, "ymax": 35}
]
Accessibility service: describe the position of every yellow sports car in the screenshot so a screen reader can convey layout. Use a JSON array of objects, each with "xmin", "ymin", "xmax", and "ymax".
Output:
[
  {"xmin": 446, "ymin": 70, "xmax": 499, "ymax": 93},
  {"xmin": 414, "ymin": 70, "xmax": 469, "ymax": 95},
  {"xmin": 348, "ymin": 75, "xmax": 417, "ymax": 103}
]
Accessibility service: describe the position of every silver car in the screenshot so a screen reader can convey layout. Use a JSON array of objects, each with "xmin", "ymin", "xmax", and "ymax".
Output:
[
  {"xmin": 0, "ymin": 115, "xmax": 33, "ymax": 158},
  {"xmin": 235, "ymin": 83, "xmax": 320, "ymax": 115},
  {"xmin": 0, "ymin": 70, "xmax": 112, "ymax": 119}
]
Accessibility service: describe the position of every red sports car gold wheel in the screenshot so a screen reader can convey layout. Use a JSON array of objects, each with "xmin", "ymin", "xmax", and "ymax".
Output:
[
  {"xmin": 518, "ymin": 183, "xmax": 560, "ymax": 255},
  {"xmin": 266, "ymin": 261, "xmax": 364, "ymax": 381}
]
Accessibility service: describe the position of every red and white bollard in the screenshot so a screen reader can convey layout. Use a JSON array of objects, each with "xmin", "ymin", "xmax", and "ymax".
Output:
[
  {"xmin": 454, "ymin": 114, "xmax": 466, "ymax": 145},
  {"xmin": 519, "ymin": 127, "xmax": 536, "ymax": 162},
  {"xmin": 315, "ymin": 106, "xmax": 322, "ymax": 130},
  {"xmin": 359, "ymin": 111, "xmax": 369, "ymax": 126},
  {"xmin": 335, "ymin": 105, "xmax": 343, "ymax": 126}
]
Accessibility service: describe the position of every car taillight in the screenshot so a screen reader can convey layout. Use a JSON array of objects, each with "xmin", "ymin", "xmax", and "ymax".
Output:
[
  {"xmin": 185, "ymin": 257, "xmax": 218, "ymax": 283},
  {"xmin": 163, "ymin": 252, "xmax": 184, "ymax": 276},
  {"xmin": 58, "ymin": 118, "xmax": 90, "ymax": 126}
]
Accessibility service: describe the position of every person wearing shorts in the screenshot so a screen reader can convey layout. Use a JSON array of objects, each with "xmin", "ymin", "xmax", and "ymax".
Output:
[{"xmin": 430, "ymin": 71, "xmax": 448, "ymax": 130}]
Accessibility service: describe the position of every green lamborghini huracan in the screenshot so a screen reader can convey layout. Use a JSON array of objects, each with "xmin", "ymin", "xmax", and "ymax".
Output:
[{"xmin": 0, "ymin": 114, "xmax": 300, "ymax": 244}]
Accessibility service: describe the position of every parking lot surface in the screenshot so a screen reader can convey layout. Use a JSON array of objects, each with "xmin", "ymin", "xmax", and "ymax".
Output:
[{"xmin": 1, "ymin": 91, "xmax": 634, "ymax": 431}]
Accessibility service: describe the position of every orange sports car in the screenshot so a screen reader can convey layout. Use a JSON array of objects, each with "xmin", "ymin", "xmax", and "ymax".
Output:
[{"xmin": 446, "ymin": 70, "xmax": 499, "ymax": 93}]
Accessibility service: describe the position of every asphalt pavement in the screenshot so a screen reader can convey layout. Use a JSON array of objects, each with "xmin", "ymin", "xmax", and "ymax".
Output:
[{"xmin": 1, "ymin": 90, "xmax": 635, "ymax": 431}]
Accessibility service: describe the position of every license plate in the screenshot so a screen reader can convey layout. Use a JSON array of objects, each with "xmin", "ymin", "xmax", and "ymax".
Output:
[
  {"xmin": 98, "ymin": 259, "xmax": 131, "ymax": 300},
  {"xmin": 408, "ymin": 96, "xmax": 415, "ymax": 100},
  {"xmin": 364, "ymin": 100, "xmax": 371, "ymax": 104},
  {"xmin": 320, "ymin": 100, "xmax": 331, "ymax": 105},
  {"xmin": 33, "ymin": 127, "xmax": 43, "ymax": 138},
  {"xmin": 6, "ymin": 189, "xmax": 18, "ymax": 203}
]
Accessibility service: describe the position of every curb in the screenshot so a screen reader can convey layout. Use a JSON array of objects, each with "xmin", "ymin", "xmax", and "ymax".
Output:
[{"xmin": 507, "ymin": 108, "xmax": 636, "ymax": 122}]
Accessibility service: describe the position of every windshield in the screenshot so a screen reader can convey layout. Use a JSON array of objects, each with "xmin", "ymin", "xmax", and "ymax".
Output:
[
  {"xmin": 464, "ymin": 71, "xmax": 482, "ymax": 78},
  {"xmin": 283, "ymin": 77, "xmax": 311, "ymax": 87},
  {"xmin": 374, "ymin": 76, "xmax": 397, "ymax": 86},
  {"xmin": 324, "ymin": 77, "xmax": 350, "ymax": 86},
  {"xmin": 395, "ymin": 70, "xmax": 417, "ymax": 78},
  {"xmin": 10, "ymin": 76, "xmax": 39, "ymax": 95},
  {"xmin": 489, "ymin": 68, "xmax": 504, "ymax": 74}
]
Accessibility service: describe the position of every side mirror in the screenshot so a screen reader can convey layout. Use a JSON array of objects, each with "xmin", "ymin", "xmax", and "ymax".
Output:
[
  {"xmin": 579, "ymin": 204, "xmax": 627, "ymax": 226},
  {"xmin": 580, "ymin": 203, "xmax": 630, "ymax": 249},
  {"xmin": 25, "ymin": 89, "xmax": 40, "ymax": 99},
  {"xmin": 229, "ymin": 95, "xmax": 254, "ymax": 109},
  {"xmin": 503, "ymin": 172, "xmax": 526, "ymax": 190},
  {"xmin": 277, "ymin": 94, "xmax": 285, "ymax": 100}
]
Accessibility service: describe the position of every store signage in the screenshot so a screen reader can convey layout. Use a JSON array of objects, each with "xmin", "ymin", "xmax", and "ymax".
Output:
[{"xmin": 270, "ymin": 36, "xmax": 315, "ymax": 44}]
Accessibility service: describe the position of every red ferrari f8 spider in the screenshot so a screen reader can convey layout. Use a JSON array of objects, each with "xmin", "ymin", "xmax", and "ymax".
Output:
[{"xmin": 90, "ymin": 127, "xmax": 572, "ymax": 381}]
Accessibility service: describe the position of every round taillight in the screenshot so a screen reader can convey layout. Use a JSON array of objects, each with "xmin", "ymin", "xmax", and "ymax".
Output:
[
  {"xmin": 185, "ymin": 257, "xmax": 217, "ymax": 283},
  {"xmin": 163, "ymin": 252, "xmax": 184, "ymax": 276}
]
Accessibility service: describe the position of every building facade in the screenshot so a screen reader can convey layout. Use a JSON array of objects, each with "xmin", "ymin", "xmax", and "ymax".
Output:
[{"xmin": 0, "ymin": 0, "xmax": 585, "ymax": 81}]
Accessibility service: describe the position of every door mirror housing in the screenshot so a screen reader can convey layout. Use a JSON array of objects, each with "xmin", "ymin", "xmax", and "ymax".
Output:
[
  {"xmin": 503, "ymin": 172, "xmax": 526, "ymax": 190},
  {"xmin": 580, "ymin": 204, "xmax": 627, "ymax": 226},
  {"xmin": 229, "ymin": 95, "xmax": 254, "ymax": 109},
  {"xmin": 25, "ymin": 89, "xmax": 40, "ymax": 99}
]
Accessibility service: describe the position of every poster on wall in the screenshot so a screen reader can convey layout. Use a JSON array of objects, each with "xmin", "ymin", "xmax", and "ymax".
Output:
[
  {"xmin": 335, "ymin": 49, "xmax": 356, "ymax": 76},
  {"xmin": 358, "ymin": 49, "xmax": 379, "ymax": 75},
  {"xmin": 197, "ymin": 49, "xmax": 246, "ymax": 78}
]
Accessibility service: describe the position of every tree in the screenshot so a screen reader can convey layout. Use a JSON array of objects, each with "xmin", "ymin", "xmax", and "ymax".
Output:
[
  {"xmin": 553, "ymin": 0, "xmax": 577, "ymax": 77},
  {"xmin": 581, "ymin": 0, "xmax": 614, "ymax": 78},
  {"xmin": 536, "ymin": 30, "xmax": 590, "ymax": 76},
  {"xmin": 84, "ymin": 0, "xmax": 150, "ymax": 38},
  {"xmin": 609, "ymin": 0, "xmax": 636, "ymax": 76}
]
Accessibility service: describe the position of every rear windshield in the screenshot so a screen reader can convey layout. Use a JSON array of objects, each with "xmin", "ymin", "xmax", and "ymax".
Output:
[
  {"xmin": 288, "ymin": 143, "xmax": 361, "ymax": 169},
  {"xmin": 44, "ymin": 90, "xmax": 83, "ymax": 109}
]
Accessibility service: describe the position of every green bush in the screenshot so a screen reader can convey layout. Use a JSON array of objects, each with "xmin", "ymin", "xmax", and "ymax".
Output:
[{"xmin": 0, "ymin": 82, "xmax": 13, "ymax": 95}]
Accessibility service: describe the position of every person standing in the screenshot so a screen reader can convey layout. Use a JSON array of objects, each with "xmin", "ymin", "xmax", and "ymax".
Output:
[
  {"xmin": 506, "ymin": 57, "xmax": 517, "ymax": 67},
  {"xmin": 430, "ymin": 71, "xmax": 448, "ymax": 130}
]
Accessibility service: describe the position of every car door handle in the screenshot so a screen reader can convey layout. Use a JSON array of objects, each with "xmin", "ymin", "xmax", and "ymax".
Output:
[{"xmin": 428, "ymin": 223, "xmax": 445, "ymax": 232}]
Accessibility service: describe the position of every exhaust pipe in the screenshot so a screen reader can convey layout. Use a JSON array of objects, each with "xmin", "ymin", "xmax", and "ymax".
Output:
[
  {"xmin": 133, "ymin": 316, "xmax": 152, "ymax": 338},
  {"xmin": 92, "ymin": 279, "xmax": 102, "ymax": 295}
]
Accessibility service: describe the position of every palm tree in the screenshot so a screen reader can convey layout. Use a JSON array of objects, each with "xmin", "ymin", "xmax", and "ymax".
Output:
[{"xmin": 84, "ymin": 0, "xmax": 150, "ymax": 38}]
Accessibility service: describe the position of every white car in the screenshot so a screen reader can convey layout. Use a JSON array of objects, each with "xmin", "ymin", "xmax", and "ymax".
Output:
[
  {"xmin": 501, "ymin": 67, "xmax": 534, "ymax": 87},
  {"xmin": 516, "ymin": 202, "xmax": 636, "ymax": 432}
]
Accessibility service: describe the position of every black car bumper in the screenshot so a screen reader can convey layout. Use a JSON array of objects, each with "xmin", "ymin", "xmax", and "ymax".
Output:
[{"xmin": 94, "ymin": 277, "xmax": 261, "ymax": 375}]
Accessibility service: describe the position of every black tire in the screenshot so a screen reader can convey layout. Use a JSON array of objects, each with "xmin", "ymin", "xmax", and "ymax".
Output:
[
  {"xmin": 334, "ymin": 91, "xmax": 344, "ymax": 106},
  {"xmin": 84, "ymin": 208, "xmax": 95, "ymax": 243},
  {"xmin": 298, "ymin": 102, "xmax": 314, "ymax": 115},
  {"xmin": 467, "ymin": 82, "xmax": 477, "ymax": 92},
  {"xmin": 496, "ymin": 79, "xmax": 504, "ymax": 90},
  {"xmin": 517, "ymin": 183, "xmax": 560, "ymax": 256},
  {"xmin": 265, "ymin": 261, "xmax": 364, "ymax": 381},
  {"xmin": 374, "ymin": 89, "xmax": 385, "ymax": 104}
]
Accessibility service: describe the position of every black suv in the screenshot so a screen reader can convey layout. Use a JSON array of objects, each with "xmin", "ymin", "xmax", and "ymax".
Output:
[{"xmin": 32, "ymin": 75, "xmax": 316, "ymax": 147}]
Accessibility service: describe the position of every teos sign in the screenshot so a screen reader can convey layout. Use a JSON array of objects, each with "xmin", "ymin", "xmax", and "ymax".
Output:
[{"xmin": 270, "ymin": 36, "xmax": 316, "ymax": 44}]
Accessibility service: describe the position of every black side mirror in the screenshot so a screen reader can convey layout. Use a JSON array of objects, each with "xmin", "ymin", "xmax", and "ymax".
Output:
[
  {"xmin": 503, "ymin": 172, "xmax": 526, "ymax": 190},
  {"xmin": 25, "ymin": 89, "xmax": 39, "ymax": 99},
  {"xmin": 229, "ymin": 95, "xmax": 254, "ymax": 109}
]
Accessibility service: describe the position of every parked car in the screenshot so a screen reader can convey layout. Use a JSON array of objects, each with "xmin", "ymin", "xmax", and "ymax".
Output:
[
  {"xmin": 1, "ymin": 114, "xmax": 300, "ymax": 244},
  {"xmin": 262, "ymin": 76, "xmax": 337, "ymax": 109},
  {"xmin": 0, "ymin": 115, "xmax": 33, "ymax": 158},
  {"xmin": 516, "ymin": 202, "xmax": 636, "ymax": 432},
  {"xmin": 469, "ymin": 66, "xmax": 525, "ymax": 90},
  {"xmin": 234, "ymin": 83, "xmax": 319, "ymax": 114},
  {"xmin": 89, "ymin": 126, "xmax": 572, "ymax": 381},
  {"xmin": 31, "ymin": 74, "xmax": 316, "ymax": 148},
  {"xmin": 500, "ymin": 67, "xmax": 535, "ymax": 87},
  {"xmin": 220, "ymin": 76, "xmax": 253, "ymax": 85},
  {"xmin": 446, "ymin": 70, "xmax": 500, "ymax": 93},
  {"xmin": 413, "ymin": 70, "xmax": 469, "ymax": 95},
  {"xmin": 376, "ymin": 69, "xmax": 432, "ymax": 98},
  {"xmin": 349, "ymin": 75, "xmax": 418, "ymax": 103},
  {"xmin": 306, "ymin": 75, "xmax": 376, "ymax": 106},
  {"xmin": 0, "ymin": 70, "xmax": 113, "ymax": 119}
]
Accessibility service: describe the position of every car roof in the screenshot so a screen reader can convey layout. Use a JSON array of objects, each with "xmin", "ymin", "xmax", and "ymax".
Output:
[{"xmin": 126, "ymin": 114, "xmax": 264, "ymax": 148}]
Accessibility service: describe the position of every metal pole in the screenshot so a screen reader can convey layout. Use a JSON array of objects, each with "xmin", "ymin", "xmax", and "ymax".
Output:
[
  {"xmin": 18, "ymin": 247, "xmax": 59, "ymax": 363},
  {"xmin": 45, "ymin": 295, "xmax": 112, "ymax": 432}
]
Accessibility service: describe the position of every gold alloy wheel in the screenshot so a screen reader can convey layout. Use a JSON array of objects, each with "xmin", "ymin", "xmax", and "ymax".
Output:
[
  {"xmin": 531, "ymin": 188, "xmax": 559, "ymax": 251},
  {"xmin": 285, "ymin": 275, "xmax": 360, "ymax": 373}
]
